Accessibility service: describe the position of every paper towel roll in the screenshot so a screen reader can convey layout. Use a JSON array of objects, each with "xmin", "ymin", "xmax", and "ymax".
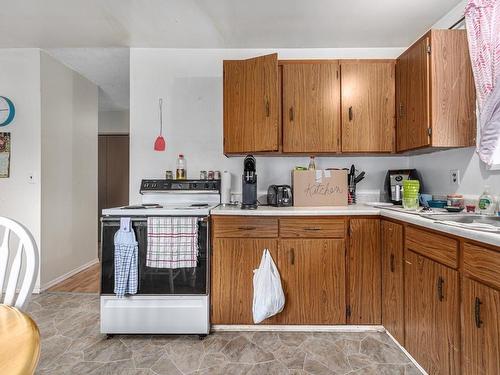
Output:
[{"xmin": 221, "ymin": 170, "xmax": 231, "ymax": 204}]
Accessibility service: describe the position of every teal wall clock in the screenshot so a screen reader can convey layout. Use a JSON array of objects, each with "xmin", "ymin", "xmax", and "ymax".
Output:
[{"xmin": 0, "ymin": 96, "xmax": 15, "ymax": 127}]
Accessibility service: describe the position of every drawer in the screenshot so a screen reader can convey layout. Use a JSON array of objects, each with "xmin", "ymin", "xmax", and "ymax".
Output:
[
  {"xmin": 463, "ymin": 243, "xmax": 500, "ymax": 289},
  {"xmin": 279, "ymin": 218, "xmax": 345, "ymax": 238},
  {"xmin": 212, "ymin": 216, "xmax": 278, "ymax": 238},
  {"xmin": 405, "ymin": 226, "xmax": 458, "ymax": 268}
]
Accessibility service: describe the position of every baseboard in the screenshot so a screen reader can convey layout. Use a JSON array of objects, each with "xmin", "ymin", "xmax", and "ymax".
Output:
[
  {"xmin": 385, "ymin": 330, "xmax": 427, "ymax": 375},
  {"xmin": 40, "ymin": 258, "xmax": 99, "ymax": 292},
  {"xmin": 212, "ymin": 325, "xmax": 385, "ymax": 332}
]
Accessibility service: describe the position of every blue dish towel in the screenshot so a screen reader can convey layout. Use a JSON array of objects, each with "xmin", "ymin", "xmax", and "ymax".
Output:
[{"xmin": 114, "ymin": 218, "xmax": 138, "ymax": 298}]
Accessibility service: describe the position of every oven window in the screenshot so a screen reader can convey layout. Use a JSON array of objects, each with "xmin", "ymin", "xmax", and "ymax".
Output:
[{"xmin": 100, "ymin": 219, "xmax": 208, "ymax": 295}]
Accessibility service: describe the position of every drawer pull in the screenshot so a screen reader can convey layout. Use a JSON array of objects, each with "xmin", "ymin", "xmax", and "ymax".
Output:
[
  {"xmin": 390, "ymin": 254, "xmax": 395, "ymax": 273},
  {"xmin": 289, "ymin": 107, "xmax": 294, "ymax": 122},
  {"xmin": 475, "ymin": 297, "xmax": 483, "ymax": 328},
  {"xmin": 304, "ymin": 227, "xmax": 321, "ymax": 231},
  {"xmin": 437, "ymin": 277, "xmax": 445, "ymax": 301},
  {"xmin": 237, "ymin": 226, "xmax": 257, "ymax": 231},
  {"xmin": 348, "ymin": 106, "xmax": 353, "ymax": 121}
]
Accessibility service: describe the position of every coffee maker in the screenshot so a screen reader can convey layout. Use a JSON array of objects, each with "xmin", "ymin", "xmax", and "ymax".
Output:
[
  {"xmin": 242, "ymin": 155, "xmax": 258, "ymax": 209},
  {"xmin": 384, "ymin": 169, "xmax": 423, "ymax": 204}
]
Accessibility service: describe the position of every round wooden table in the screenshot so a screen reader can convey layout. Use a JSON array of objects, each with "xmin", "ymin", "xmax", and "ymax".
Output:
[{"xmin": 0, "ymin": 304, "xmax": 40, "ymax": 375}]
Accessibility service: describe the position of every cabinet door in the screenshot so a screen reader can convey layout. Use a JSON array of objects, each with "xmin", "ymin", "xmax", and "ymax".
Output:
[
  {"xmin": 211, "ymin": 238, "xmax": 278, "ymax": 324},
  {"xmin": 462, "ymin": 278, "xmax": 500, "ymax": 375},
  {"xmin": 381, "ymin": 220, "xmax": 404, "ymax": 344},
  {"xmin": 404, "ymin": 250, "xmax": 460, "ymax": 374},
  {"xmin": 341, "ymin": 62, "xmax": 395, "ymax": 152},
  {"xmin": 348, "ymin": 218, "xmax": 382, "ymax": 324},
  {"xmin": 223, "ymin": 54, "xmax": 279, "ymax": 153},
  {"xmin": 278, "ymin": 239, "xmax": 346, "ymax": 324},
  {"xmin": 397, "ymin": 36, "xmax": 431, "ymax": 151},
  {"xmin": 282, "ymin": 63, "xmax": 341, "ymax": 153}
]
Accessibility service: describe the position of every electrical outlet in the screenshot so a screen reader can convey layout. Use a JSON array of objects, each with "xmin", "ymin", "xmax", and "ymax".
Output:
[{"xmin": 450, "ymin": 169, "xmax": 460, "ymax": 185}]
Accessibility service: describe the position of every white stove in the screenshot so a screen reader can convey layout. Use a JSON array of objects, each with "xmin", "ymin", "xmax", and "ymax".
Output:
[
  {"xmin": 102, "ymin": 179, "xmax": 221, "ymax": 217},
  {"xmin": 100, "ymin": 179, "xmax": 220, "ymax": 337}
]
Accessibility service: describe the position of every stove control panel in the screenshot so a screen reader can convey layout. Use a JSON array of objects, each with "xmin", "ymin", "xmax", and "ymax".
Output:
[{"xmin": 140, "ymin": 179, "xmax": 221, "ymax": 194}]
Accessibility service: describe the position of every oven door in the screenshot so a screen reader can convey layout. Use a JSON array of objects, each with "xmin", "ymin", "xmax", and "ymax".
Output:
[{"xmin": 101, "ymin": 217, "xmax": 209, "ymax": 295}]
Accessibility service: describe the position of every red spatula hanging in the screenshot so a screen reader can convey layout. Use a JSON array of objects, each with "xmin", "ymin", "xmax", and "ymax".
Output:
[{"xmin": 154, "ymin": 98, "xmax": 166, "ymax": 151}]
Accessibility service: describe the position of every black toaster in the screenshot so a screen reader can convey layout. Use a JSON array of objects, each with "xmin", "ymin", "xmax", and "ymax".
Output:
[{"xmin": 267, "ymin": 185, "xmax": 293, "ymax": 207}]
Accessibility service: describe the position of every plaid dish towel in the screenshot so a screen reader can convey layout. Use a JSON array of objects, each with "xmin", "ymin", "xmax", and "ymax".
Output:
[
  {"xmin": 146, "ymin": 217, "xmax": 199, "ymax": 269},
  {"xmin": 114, "ymin": 218, "xmax": 138, "ymax": 298}
]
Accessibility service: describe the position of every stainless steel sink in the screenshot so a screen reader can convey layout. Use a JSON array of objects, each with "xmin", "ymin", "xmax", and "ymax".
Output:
[{"xmin": 422, "ymin": 214, "xmax": 500, "ymax": 229}]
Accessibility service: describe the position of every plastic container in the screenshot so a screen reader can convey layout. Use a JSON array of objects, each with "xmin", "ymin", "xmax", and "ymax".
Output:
[
  {"xmin": 402, "ymin": 180, "xmax": 420, "ymax": 210},
  {"xmin": 447, "ymin": 194, "xmax": 464, "ymax": 208},
  {"xmin": 176, "ymin": 154, "xmax": 186, "ymax": 180},
  {"xmin": 478, "ymin": 185, "xmax": 494, "ymax": 214},
  {"xmin": 428, "ymin": 200, "xmax": 447, "ymax": 209}
]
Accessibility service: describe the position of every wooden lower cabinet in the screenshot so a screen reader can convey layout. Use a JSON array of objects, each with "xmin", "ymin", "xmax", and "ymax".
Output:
[
  {"xmin": 462, "ymin": 277, "xmax": 500, "ymax": 375},
  {"xmin": 278, "ymin": 239, "xmax": 346, "ymax": 324},
  {"xmin": 211, "ymin": 238, "xmax": 279, "ymax": 324},
  {"xmin": 404, "ymin": 250, "xmax": 460, "ymax": 374},
  {"xmin": 348, "ymin": 218, "xmax": 382, "ymax": 324},
  {"xmin": 381, "ymin": 220, "xmax": 404, "ymax": 343}
]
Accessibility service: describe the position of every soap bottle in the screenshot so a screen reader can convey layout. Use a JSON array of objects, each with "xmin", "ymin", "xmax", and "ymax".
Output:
[
  {"xmin": 308, "ymin": 156, "xmax": 316, "ymax": 170},
  {"xmin": 176, "ymin": 154, "xmax": 186, "ymax": 180},
  {"xmin": 478, "ymin": 185, "xmax": 494, "ymax": 215}
]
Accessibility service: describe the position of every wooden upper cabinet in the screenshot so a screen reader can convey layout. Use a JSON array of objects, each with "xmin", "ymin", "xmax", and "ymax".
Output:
[
  {"xmin": 396, "ymin": 29, "xmax": 476, "ymax": 152},
  {"xmin": 282, "ymin": 62, "xmax": 341, "ymax": 153},
  {"xmin": 404, "ymin": 250, "xmax": 460, "ymax": 375},
  {"xmin": 341, "ymin": 61, "xmax": 395, "ymax": 153},
  {"xmin": 223, "ymin": 54, "xmax": 279, "ymax": 154},
  {"xmin": 348, "ymin": 218, "xmax": 382, "ymax": 324},
  {"xmin": 462, "ymin": 277, "xmax": 500, "ymax": 375},
  {"xmin": 397, "ymin": 36, "xmax": 431, "ymax": 151}
]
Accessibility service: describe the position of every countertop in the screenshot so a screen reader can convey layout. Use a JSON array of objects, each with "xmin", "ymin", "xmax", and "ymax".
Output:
[
  {"xmin": 211, "ymin": 204, "xmax": 379, "ymax": 216},
  {"xmin": 211, "ymin": 204, "xmax": 500, "ymax": 248}
]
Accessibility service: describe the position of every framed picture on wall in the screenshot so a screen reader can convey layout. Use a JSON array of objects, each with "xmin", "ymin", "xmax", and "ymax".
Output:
[{"xmin": 0, "ymin": 132, "xmax": 11, "ymax": 178}]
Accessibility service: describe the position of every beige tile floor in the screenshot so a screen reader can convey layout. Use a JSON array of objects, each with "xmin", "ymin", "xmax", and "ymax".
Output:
[{"xmin": 27, "ymin": 293, "xmax": 422, "ymax": 374}]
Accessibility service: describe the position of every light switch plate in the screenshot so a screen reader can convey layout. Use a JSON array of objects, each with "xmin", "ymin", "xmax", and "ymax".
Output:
[
  {"xmin": 449, "ymin": 169, "xmax": 460, "ymax": 185},
  {"xmin": 27, "ymin": 172, "xmax": 37, "ymax": 184}
]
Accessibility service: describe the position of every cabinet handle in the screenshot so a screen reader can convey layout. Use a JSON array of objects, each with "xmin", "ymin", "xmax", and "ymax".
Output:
[
  {"xmin": 289, "ymin": 107, "xmax": 294, "ymax": 122},
  {"xmin": 237, "ymin": 226, "xmax": 256, "ymax": 231},
  {"xmin": 289, "ymin": 248, "xmax": 295, "ymax": 265},
  {"xmin": 475, "ymin": 297, "xmax": 483, "ymax": 328},
  {"xmin": 390, "ymin": 254, "xmax": 395, "ymax": 273},
  {"xmin": 304, "ymin": 227, "xmax": 321, "ymax": 231},
  {"xmin": 437, "ymin": 277, "xmax": 445, "ymax": 301},
  {"xmin": 265, "ymin": 100, "xmax": 270, "ymax": 117},
  {"xmin": 348, "ymin": 106, "xmax": 353, "ymax": 121}
]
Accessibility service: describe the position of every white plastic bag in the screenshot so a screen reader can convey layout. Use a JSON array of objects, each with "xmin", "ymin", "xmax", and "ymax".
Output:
[{"xmin": 252, "ymin": 249, "xmax": 285, "ymax": 323}]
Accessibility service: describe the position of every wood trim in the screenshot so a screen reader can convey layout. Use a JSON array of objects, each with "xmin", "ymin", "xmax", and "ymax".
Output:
[
  {"xmin": 279, "ymin": 217, "xmax": 345, "ymax": 238},
  {"xmin": 212, "ymin": 216, "xmax": 278, "ymax": 238},
  {"xmin": 405, "ymin": 226, "xmax": 459, "ymax": 268},
  {"xmin": 463, "ymin": 243, "xmax": 500, "ymax": 290}
]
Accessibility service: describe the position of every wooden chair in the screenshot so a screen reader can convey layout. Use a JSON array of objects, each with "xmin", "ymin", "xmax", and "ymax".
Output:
[{"xmin": 0, "ymin": 216, "xmax": 39, "ymax": 309}]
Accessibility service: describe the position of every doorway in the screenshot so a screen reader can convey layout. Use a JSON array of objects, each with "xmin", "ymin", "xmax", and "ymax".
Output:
[{"xmin": 98, "ymin": 134, "xmax": 130, "ymax": 237}]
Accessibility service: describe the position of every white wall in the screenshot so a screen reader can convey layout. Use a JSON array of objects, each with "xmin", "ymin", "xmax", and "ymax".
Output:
[
  {"xmin": 408, "ymin": 0, "xmax": 500, "ymax": 199},
  {"xmin": 0, "ymin": 49, "xmax": 42, "ymax": 289},
  {"xmin": 99, "ymin": 110, "xmax": 129, "ymax": 134},
  {"xmin": 130, "ymin": 48, "xmax": 409, "ymax": 203},
  {"xmin": 40, "ymin": 51, "xmax": 98, "ymax": 288}
]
